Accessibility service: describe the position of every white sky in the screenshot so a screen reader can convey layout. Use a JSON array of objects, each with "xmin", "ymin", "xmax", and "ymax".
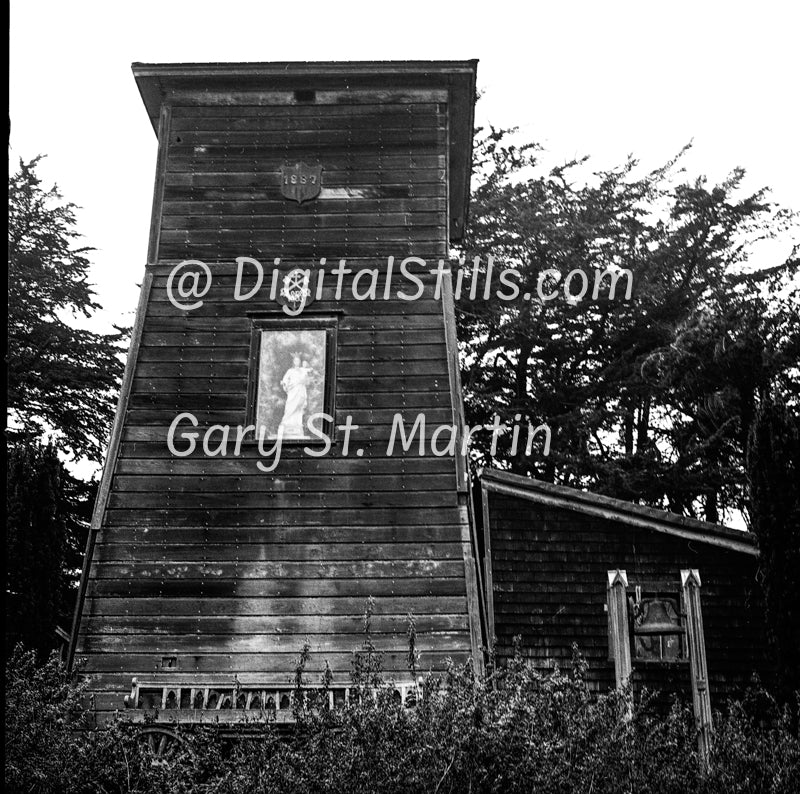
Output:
[{"xmin": 10, "ymin": 0, "xmax": 800, "ymax": 334}]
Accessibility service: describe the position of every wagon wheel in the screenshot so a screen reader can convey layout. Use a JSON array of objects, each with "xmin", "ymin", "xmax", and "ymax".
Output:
[{"xmin": 138, "ymin": 727, "xmax": 193, "ymax": 766}]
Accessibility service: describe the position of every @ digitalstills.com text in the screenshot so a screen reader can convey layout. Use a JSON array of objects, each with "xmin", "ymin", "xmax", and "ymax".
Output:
[{"xmin": 166, "ymin": 255, "xmax": 634, "ymax": 313}]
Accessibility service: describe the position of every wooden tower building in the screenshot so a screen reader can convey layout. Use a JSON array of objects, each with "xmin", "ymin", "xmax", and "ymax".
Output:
[{"xmin": 69, "ymin": 61, "xmax": 483, "ymax": 722}]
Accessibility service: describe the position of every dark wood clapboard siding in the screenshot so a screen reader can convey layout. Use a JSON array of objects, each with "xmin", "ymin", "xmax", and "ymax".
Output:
[
  {"xmin": 139, "ymin": 331, "xmax": 446, "ymax": 347},
  {"xmin": 167, "ymin": 89, "xmax": 448, "ymax": 105},
  {"xmin": 169, "ymin": 102, "xmax": 445, "ymax": 117},
  {"xmin": 169, "ymin": 106, "xmax": 445, "ymax": 124},
  {"xmin": 74, "ymin": 82, "xmax": 477, "ymax": 718},
  {"xmin": 81, "ymin": 632, "xmax": 471, "ymax": 655},
  {"xmin": 160, "ymin": 212, "xmax": 445, "ymax": 228},
  {"xmin": 158, "ymin": 229, "xmax": 444, "ymax": 245},
  {"xmin": 134, "ymin": 347, "xmax": 452, "ymax": 364},
  {"xmin": 89, "ymin": 560, "xmax": 466, "ymax": 580},
  {"xmin": 131, "ymin": 361, "xmax": 447, "ymax": 378},
  {"xmin": 164, "ymin": 147, "xmax": 447, "ymax": 163},
  {"xmin": 102, "ymin": 508, "xmax": 466, "ymax": 527},
  {"xmin": 112, "ymin": 457, "xmax": 457, "ymax": 475},
  {"xmin": 170, "ymin": 114, "xmax": 445, "ymax": 131},
  {"xmin": 75, "ymin": 651, "xmax": 460, "ymax": 678},
  {"xmin": 75, "ymin": 651, "xmax": 458, "ymax": 674},
  {"xmin": 165, "ymin": 168, "xmax": 445, "ymax": 184},
  {"xmin": 168, "ymin": 114, "xmax": 443, "ymax": 129},
  {"xmin": 126, "ymin": 393, "xmax": 452, "ymax": 411},
  {"xmin": 110, "ymin": 474, "xmax": 457, "ymax": 492},
  {"xmin": 146, "ymin": 272, "xmax": 452, "ymax": 290},
  {"xmin": 125, "ymin": 388, "xmax": 448, "ymax": 408},
  {"xmin": 124, "ymin": 407, "xmax": 453, "ymax": 425},
  {"xmin": 169, "ymin": 128, "xmax": 446, "ymax": 144},
  {"xmin": 93, "ymin": 542, "xmax": 464, "ymax": 562},
  {"xmin": 162, "ymin": 198, "xmax": 448, "ymax": 215},
  {"xmin": 114, "ymin": 442, "xmax": 461, "ymax": 461},
  {"xmin": 120, "ymin": 425, "xmax": 457, "ymax": 444},
  {"xmin": 123, "ymin": 408, "xmax": 454, "ymax": 426},
  {"xmin": 159, "ymin": 99, "xmax": 447, "ymax": 261},
  {"xmin": 129, "ymin": 378, "xmax": 451, "ymax": 396},
  {"xmin": 143, "ymin": 302, "xmax": 448, "ymax": 318},
  {"xmin": 83, "ymin": 526, "xmax": 462, "ymax": 543},
  {"xmin": 83, "ymin": 595, "xmax": 468, "ymax": 616},
  {"xmin": 140, "ymin": 314, "xmax": 449, "ymax": 331},
  {"xmin": 82, "ymin": 614, "xmax": 470, "ymax": 636},
  {"xmin": 105, "ymin": 491, "xmax": 460, "ymax": 509},
  {"xmin": 486, "ymin": 491, "xmax": 764, "ymax": 699},
  {"xmin": 87, "ymin": 576, "xmax": 467, "ymax": 598}
]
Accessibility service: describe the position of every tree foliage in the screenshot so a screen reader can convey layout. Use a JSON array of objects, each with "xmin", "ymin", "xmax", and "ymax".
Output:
[
  {"xmin": 457, "ymin": 131, "xmax": 800, "ymax": 524},
  {"xmin": 747, "ymin": 398, "xmax": 800, "ymax": 698},
  {"xmin": 5, "ymin": 442, "xmax": 94, "ymax": 657},
  {"xmin": 7, "ymin": 156, "xmax": 126, "ymax": 462},
  {"xmin": 7, "ymin": 156, "xmax": 111, "ymax": 655}
]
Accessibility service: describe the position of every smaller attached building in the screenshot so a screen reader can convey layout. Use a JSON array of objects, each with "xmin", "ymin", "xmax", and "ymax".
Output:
[{"xmin": 479, "ymin": 469, "xmax": 765, "ymax": 700}]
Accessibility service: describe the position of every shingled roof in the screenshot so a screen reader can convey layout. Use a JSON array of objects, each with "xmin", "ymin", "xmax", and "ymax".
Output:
[{"xmin": 479, "ymin": 468, "xmax": 758, "ymax": 556}]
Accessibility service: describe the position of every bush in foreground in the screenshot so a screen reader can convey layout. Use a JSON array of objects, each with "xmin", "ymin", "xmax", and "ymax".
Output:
[{"xmin": 4, "ymin": 645, "xmax": 798, "ymax": 794}]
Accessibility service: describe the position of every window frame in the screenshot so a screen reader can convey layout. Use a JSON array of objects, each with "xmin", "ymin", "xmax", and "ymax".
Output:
[{"xmin": 245, "ymin": 315, "xmax": 338, "ymax": 446}]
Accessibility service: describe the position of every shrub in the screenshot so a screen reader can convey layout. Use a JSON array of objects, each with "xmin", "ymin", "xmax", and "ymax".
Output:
[
  {"xmin": 4, "ymin": 644, "xmax": 799, "ymax": 793},
  {"xmin": 5, "ymin": 645, "xmax": 89, "ymax": 792}
]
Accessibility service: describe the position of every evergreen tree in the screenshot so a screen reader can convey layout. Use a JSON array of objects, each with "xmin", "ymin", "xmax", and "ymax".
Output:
[
  {"xmin": 6, "ymin": 157, "xmax": 118, "ymax": 654},
  {"xmin": 747, "ymin": 398, "xmax": 800, "ymax": 699},
  {"xmin": 457, "ymin": 130, "xmax": 800, "ymax": 524},
  {"xmin": 7, "ymin": 156, "xmax": 126, "ymax": 463},
  {"xmin": 5, "ymin": 443, "xmax": 93, "ymax": 658}
]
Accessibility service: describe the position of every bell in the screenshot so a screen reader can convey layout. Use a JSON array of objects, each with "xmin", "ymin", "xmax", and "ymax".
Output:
[{"xmin": 635, "ymin": 599, "xmax": 683, "ymax": 635}]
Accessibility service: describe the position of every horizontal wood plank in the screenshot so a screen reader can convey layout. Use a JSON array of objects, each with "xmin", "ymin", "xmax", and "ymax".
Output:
[
  {"xmin": 113, "ymin": 456, "xmax": 456, "ymax": 476},
  {"xmin": 167, "ymin": 155, "xmax": 446, "ymax": 173},
  {"xmin": 83, "ymin": 594, "xmax": 466, "ymax": 617},
  {"xmin": 82, "ymin": 613, "xmax": 468, "ymax": 635},
  {"xmin": 75, "ymin": 648, "xmax": 462, "ymax": 677},
  {"xmin": 93, "ymin": 542, "xmax": 463, "ymax": 564},
  {"xmin": 81, "ymin": 631, "xmax": 470, "ymax": 654},
  {"xmin": 162, "ymin": 197, "xmax": 446, "ymax": 215},
  {"xmin": 160, "ymin": 211, "xmax": 444, "ymax": 229},
  {"xmin": 170, "ymin": 103, "xmax": 444, "ymax": 119},
  {"xmin": 168, "ymin": 89, "xmax": 448, "ymax": 105},
  {"xmin": 86, "ymin": 576, "xmax": 468, "ymax": 598},
  {"xmin": 170, "ymin": 112, "xmax": 444, "ymax": 131},
  {"xmin": 105, "ymin": 490, "xmax": 459, "ymax": 510}
]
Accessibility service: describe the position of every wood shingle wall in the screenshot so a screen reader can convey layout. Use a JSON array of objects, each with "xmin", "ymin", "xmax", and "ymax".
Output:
[{"xmin": 482, "ymin": 475, "xmax": 765, "ymax": 700}]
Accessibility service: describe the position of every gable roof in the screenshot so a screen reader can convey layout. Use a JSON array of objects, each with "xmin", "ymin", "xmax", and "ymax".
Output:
[{"xmin": 479, "ymin": 468, "xmax": 758, "ymax": 556}]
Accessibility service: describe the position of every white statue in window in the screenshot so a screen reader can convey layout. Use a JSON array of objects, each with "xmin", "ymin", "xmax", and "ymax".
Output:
[{"xmin": 278, "ymin": 353, "xmax": 311, "ymax": 438}]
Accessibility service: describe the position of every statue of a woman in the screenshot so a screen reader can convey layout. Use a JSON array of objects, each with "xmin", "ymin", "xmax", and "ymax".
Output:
[{"xmin": 278, "ymin": 354, "xmax": 310, "ymax": 438}]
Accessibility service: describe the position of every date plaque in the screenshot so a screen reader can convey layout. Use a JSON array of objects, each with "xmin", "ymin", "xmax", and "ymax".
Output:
[{"xmin": 279, "ymin": 162, "xmax": 323, "ymax": 203}]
